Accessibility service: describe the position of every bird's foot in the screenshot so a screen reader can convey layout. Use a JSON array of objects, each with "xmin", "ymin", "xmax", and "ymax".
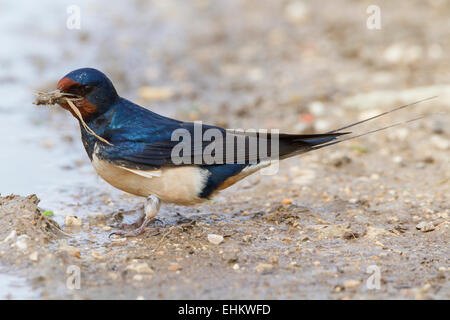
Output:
[
  {"xmin": 109, "ymin": 195, "xmax": 161, "ymax": 238},
  {"xmin": 110, "ymin": 208, "xmax": 145, "ymax": 230},
  {"xmin": 109, "ymin": 217, "xmax": 151, "ymax": 238}
]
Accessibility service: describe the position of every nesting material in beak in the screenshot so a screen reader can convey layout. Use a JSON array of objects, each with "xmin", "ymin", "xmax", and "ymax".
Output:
[
  {"xmin": 33, "ymin": 89, "xmax": 82, "ymax": 106},
  {"xmin": 33, "ymin": 90, "xmax": 113, "ymax": 146}
]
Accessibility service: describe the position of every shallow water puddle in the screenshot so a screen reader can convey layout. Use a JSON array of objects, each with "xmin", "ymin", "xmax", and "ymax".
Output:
[{"xmin": 0, "ymin": 272, "xmax": 39, "ymax": 299}]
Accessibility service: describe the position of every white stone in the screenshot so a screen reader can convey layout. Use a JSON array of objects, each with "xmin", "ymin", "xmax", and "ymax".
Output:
[
  {"xmin": 393, "ymin": 156, "xmax": 403, "ymax": 164},
  {"xmin": 207, "ymin": 234, "xmax": 224, "ymax": 245},
  {"xmin": 384, "ymin": 43, "xmax": 405, "ymax": 64},
  {"xmin": 29, "ymin": 251, "xmax": 39, "ymax": 261},
  {"xmin": 431, "ymin": 135, "xmax": 449, "ymax": 150},
  {"xmin": 309, "ymin": 101, "xmax": 325, "ymax": 116},
  {"xmin": 133, "ymin": 274, "xmax": 144, "ymax": 281},
  {"xmin": 65, "ymin": 216, "xmax": 82, "ymax": 227},
  {"xmin": 126, "ymin": 262, "xmax": 153, "ymax": 274},
  {"xmin": 16, "ymin": 235, "xmax": 30, "ymax": 251},
  {"xmin": 284, "ymin": 1, "xmax": 310, "ymax": 24}
]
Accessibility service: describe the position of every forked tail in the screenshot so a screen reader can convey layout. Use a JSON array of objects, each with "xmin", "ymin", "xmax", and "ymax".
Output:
[{"xmin": 281, "ymin": 96, "xmax": 438, "ymax": 158}]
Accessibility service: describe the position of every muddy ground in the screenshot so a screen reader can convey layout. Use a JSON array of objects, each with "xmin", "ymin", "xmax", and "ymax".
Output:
[{"xmin": 0, "ymin": 0, "xmax": 449, "ymax": 299}]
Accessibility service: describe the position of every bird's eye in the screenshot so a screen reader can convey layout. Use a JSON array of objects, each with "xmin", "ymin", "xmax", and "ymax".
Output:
[{"xmin": 66, "ymin": 84, "xmax": 94, "ymax": 96}]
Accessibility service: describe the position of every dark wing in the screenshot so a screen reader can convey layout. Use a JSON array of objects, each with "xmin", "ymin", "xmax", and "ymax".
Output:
[
  {"xmin": 97, "ymin": 129, "xmax": 348, "ymax": 169},
  {"xmin": 95, "ymin": 98, "xmax": 348, "ymax": 169}
]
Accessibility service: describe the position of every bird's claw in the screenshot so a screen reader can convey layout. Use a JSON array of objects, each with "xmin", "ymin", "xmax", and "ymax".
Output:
[
  {"xmin": 109, "ymin": 228, "xmax": 146, "ymax": 239},
  {"xmin": 109, "ymin": 208, "xmax": 145, "ymax": 230},
  {"xmin": 108, "ymin": 218, "xmax": 164, "ymax": 239},
  {"xmin": 108, "ymin": 195, "xmax": 162, "ymax": 239}
]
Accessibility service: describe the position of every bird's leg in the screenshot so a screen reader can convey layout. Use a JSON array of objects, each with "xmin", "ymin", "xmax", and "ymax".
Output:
[{"xmin": 109, "ymin": 195, "xmax": 161, "ymax": 238}]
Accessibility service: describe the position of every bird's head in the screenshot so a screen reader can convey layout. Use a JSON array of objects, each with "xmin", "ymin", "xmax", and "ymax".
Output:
[{"xmin": 56, "ymin": 68, "xmax": 118, "ymax": 120}]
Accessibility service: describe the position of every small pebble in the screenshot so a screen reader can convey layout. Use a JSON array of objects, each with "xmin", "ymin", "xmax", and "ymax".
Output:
[
  {"xmin": 133, "ymin": 274, "xmax": 144, "ymax": 281},
  {"xmin": 422, "ymin": 222, "xmax": 435, "ymax": 232},
  {"xmin": 284, "ymin": 1, "xmax": 310, "ymax": 24},
  {"xmin": 127, "ymin": 262, "xmax": 153, "ymax": 274},
  {"xmin": 15, "ymin": 235, "xmax": 30, "ymax": 251},
  {"xmin": 29, "ymin": 251, "xmax": 39, "ymax": 262},
  {"xmin": 65, "ymin": 216, "xmax": 82, "ymax": 227},
  {"xmin": 430, "ymin": 135, "xmax": 449, "ymax": 150},
  {"xmin": 309, "ymin": 101, "xmax": 325, "ymax": 115},
  {"xmin": 416, "ymin": 221, "xmax": 435, "ymax": 232},
  {"xmin": 343, "ymin": 280, "xmax": 361, "ymax": 289},
  {"xmin": 207, "ymin": 234, "xmax": 224, "ymax": 245},
  {"xmin": 168, "ymin": 264, "xmax": 182, "ymax": 271},
  {"xmin": 416, "ymin": 221, "xmax": 427, "ymax": 230},
  {"xmin": 282, "ymin": 198, "xmax": 292, "ymax": 205},
  {"xmin": 393, "ymin": 155, "xmax": 403, "ymax": 164},
  {"xmin": 421, "ymin": 283, "xmax": 432, "ymax": 293},
  {"xmin": 383, "ymin": 43, "xmax": 405, "ymax": 64},
  {"xmin": 255, "ymin": 263, "xmax": 273, "ymax": 273}
]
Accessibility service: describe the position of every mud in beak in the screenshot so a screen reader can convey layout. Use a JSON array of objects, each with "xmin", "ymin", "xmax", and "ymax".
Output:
[{"xmin": 34, "ymin": 89, "xmax": 82, "ymax": 106}]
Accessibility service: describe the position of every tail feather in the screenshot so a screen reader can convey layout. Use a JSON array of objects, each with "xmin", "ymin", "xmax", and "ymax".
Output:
[
  {"xmin": 327, "ymin": 96, "xmax": 437, "ymax": 133},
  {"xmin": 281, "ymin": 97, "xmax": 437, "ymax": 158},
  {"xmin": 310, "ymin": 113, "xmax": 434, "ymax": 152},
  {"xmin": 279, "ymin": 132, "xmax": 349, "ymax": 159}
]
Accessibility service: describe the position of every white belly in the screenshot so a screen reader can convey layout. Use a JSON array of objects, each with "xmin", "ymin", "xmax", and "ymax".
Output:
[{"xmin": 91, "ymin": 153, "xmax": 209, "ymax": 205}]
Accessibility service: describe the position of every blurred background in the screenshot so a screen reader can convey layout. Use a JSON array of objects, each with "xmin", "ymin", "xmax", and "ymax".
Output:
[{"xmin": 0, "ymin": 0, "xmax": 448, "ymax": 299}]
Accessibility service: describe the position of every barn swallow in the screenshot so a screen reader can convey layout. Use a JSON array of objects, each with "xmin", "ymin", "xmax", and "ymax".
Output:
[{"xmin": 48, "ymin": 68, "xmax": 434, "ymax": 237}]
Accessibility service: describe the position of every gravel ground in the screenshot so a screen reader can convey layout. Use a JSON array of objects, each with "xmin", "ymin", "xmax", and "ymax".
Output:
[{"xmin": 0, "ymin": 0, "xmax": 448, "ymax": 299}]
